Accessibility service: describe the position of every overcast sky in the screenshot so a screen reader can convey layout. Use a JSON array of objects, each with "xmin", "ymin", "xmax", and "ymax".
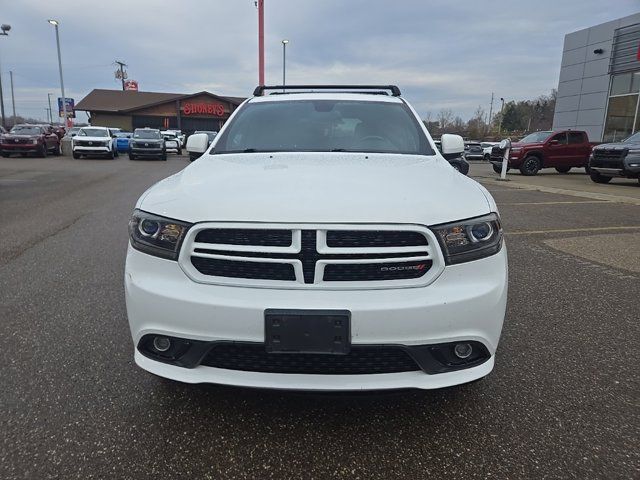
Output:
[{"xmin": 1, "ymin": 1, "xmax": 638, "ymax": 123}]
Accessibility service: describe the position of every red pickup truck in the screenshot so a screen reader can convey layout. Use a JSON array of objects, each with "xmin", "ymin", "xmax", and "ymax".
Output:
[{"xmin": 490, "ymin": 130, "xmax": 598, "ymax": 176}]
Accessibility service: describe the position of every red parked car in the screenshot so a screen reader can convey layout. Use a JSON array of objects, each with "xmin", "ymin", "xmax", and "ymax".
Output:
[
  {"xmin": 0, "ymin": 124, "xmax": 61, "ymax": 158},
  {"xmin": 490, "ymin": 130, "xmax": 599, "ymax": 176}
]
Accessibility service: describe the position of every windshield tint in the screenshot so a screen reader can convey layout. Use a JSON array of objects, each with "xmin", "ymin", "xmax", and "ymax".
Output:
[
  {"xmin": 134, "ymin": 130, "xmax": 161, "ymax": 139},
  {"xmin": 213, "ymin": 100, "xmax": 433, "ymax": 155},
  {"xmin": 79, "ymin": 128, "xmax": 109, "ymax": 137},
  {"xmin": 10, "ymin": 126, "xmax": 42, "ymax": 135},
  {"xmin": 624, "ymin": 131, "xmax": 640, "ymax": 143},
  {"xmin": 519, "ymin": 131, "xmax": 552, "ymax": 143}
]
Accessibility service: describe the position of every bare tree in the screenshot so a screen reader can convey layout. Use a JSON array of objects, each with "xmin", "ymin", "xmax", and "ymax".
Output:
[{"xmin": 437, "ymin": 109, "xmax": 454, "ymax": 130}]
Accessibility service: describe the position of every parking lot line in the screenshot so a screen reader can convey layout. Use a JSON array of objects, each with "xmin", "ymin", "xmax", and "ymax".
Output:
[
  {"xmin": 507, "ymin": 225, "xmax": 640, "ymax": 235},
  {"xmin": 498, "ymin": 200, "xmax": 612, "ymax": 205}
]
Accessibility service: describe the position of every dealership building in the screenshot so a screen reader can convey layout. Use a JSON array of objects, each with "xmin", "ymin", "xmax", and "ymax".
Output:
[
  {"xmin": 75, "ymin": 89, "xmax": 246, "ymax": 133},
  {"xmin": 553, "ymin": 12, "xmax": 640, "ymax": 142}
]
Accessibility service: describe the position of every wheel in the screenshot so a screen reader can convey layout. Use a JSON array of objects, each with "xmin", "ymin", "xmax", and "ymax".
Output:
[
  {"xmin": 72, "ymin": 151, "xmax": 80, "ymax": 159},
  {"xmin": 484, "ymin": 154, "xmax": 491, "ymax": 161},
  {"xmin": 189, "ymin": 154, "xmax": 197, "ymax": 162},
  {"xmin": 519, "ymin": 155, "xmax": 541, "ymax": 176},
  {"xmin": 1, "ymin": 153, "xmax": 9, "ymax": 158},
  {"xmin": 589, "ymin": 171, "xmax": 612, "ymax": 184},
  {"xmin": 177, "ymin": 148, "xmax": 182, "ymax": 155},
  {"xmin": 52, "ymin": 143, "xmax": 61, "ymax": 156},
  {"xmin": 492, "ymin": 164, "xmax": 509, "ymax": 174},
  {"xmin": 555, "ymin": 166, "xmax": 571, "ymax": 173},
  {"xmin": 108, "ymin": 150, "xmax": 115, "ymax": 159},
  {"xmin": 161, "ymin": 154, "xmax": 167, "ymax": 161},
  {"xmin": 114, "ymin": 149, "xmax": 119, "ymax": 158},
  {"xmin": 129, "ymin": 154, "xmax": 136, "ymax": 160},
  {"xmin": 39, "ymin": 144, "xmax": 47, "ymax": 158}
]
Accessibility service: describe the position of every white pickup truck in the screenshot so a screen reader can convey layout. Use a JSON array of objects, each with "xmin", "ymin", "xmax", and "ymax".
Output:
[{"xmin": 125, "ymin": 85, "xmax": 507, "ymax": 391}]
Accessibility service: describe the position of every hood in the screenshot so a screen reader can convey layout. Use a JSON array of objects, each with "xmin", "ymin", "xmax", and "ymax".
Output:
[
  {"xmin": 3, "ymin": 133, "xmax": 42, "ymax": 139},
  {"xmin": 74, "ymin": 135, "xmax": 111, "ymax": 142},
  {"xmin": 510, "ymin": 141, "xmax": 543, "ymax": 149},
  {"xmin": 594, "ymin": 141, "xmax": 640, "ymax": 150},
  {"xmin": 137, "ymin": 153, "xmax": 493, "ymax": 225}
]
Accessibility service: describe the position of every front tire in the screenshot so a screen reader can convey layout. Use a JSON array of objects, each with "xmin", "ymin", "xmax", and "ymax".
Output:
[
  {"xmin": 72, "ymin": 151, "xmax": 80, "ymax": 159},
  {"xmin": 484, "ymin": 154, "xmax": 491, "ymax": 161},
  {"xmin": 555, "ymin": 166, "xmax": 571, "ymax": 173},
  {"xmin": 589, "ymin": 171, "xmax": 612, "ymax": 184},
  {"xmin": 161, "ymin": 153, "xmax": 167, "ymax": 161},
  {"xmin": 39, "ymin": 144, "xmax": 47, "ymax": 158},
  {"xmin": 108, "ymin": 150, "xmax": 115, "ymax": 159},
  {"xmin": 492, "ymin": 164, "xmax": 509, "ymax": 174},
  {"xmin": 129, "ymin": 154, "xmax": 136, "ymax": 160},
  {"xmin": 52, "ymin": 143, "xmax": 61, "ymax": 156},
  {"xmin": 519, "ymin": 155, "xmax": 541, "ymax": 176}
]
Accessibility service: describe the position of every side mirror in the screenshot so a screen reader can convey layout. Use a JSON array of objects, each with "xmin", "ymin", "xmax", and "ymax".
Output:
[
  {"xmin": 186, "ymin": 133, "xmax": 210, "ymax": 154},
  {"xmin": 440, "ymin": 134, "xmax": 464, "ymax": 155},
  {"xmin": 499, "ymin": 138, "xmax": 511, "ymax": 149}
]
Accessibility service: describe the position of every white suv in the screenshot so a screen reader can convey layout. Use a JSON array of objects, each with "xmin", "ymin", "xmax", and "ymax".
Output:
[
  {"xmin": 125, "ymin": 85, "xmax": 507, "ymax": 391},
  {"xmin": 72, "ymin": 126, "xmax": 117, "ymax": 159}
]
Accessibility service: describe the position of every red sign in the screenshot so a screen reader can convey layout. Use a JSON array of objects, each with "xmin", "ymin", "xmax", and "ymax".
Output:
[
  {"xmin": 124, "ymin": 80, "xmax": 139, "ymax": 91},
  {"xmin": 183, "ymin": 102, "xmax": 225, "ymax": 116}
]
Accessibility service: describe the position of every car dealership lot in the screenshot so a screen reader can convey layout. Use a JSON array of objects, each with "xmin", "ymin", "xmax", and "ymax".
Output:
[{"xmin": 1, "ymin": 156, "xmax": 638, "ymax": 479}]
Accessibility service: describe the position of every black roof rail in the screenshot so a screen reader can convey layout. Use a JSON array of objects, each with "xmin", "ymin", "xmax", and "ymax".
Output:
[{"xmin": 253, "ymin": 85, "xmax": 402, "ymax": 97}]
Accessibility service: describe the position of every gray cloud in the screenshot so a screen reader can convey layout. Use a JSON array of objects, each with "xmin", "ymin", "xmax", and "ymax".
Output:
[{"xmin": 1, "ymin": 0, "xmax": 638, "ymax": 122}]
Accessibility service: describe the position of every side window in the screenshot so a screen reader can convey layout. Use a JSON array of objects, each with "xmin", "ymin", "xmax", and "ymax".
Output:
[
  {"xmin": 568, "ymin": 132, "xmax": 584, "ymax": 144},
  {"xmin": 551, "ymin": 132, "xmax": 567, "ymax": 145}
]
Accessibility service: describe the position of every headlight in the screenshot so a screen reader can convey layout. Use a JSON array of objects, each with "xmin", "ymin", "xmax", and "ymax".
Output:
[
  {"xmin": 128, "ymin": 209, "xmax": 192, "ymax": 260},
  {"xmin": 30, "ymin": 139, "xmax": 38, "ymax": 144},
  {"xmin": 430, "ymin": 213, "xmax": 503, "ymax": 265},
  {"xmin": 627, "ymin": 149, "xmax": 640, "ymax": 155}
]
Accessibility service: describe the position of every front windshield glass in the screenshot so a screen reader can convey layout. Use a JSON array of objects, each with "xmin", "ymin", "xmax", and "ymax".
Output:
[
  {"xmin": 213, "ymin": 100, "xmax": 433, "ymax": 155},
  {"xmin": 10, "ymin": 126, "xmax": 42, "ymax": 135},
  {"xmin": 623, "ymin": 131, "xmax": 640, "ymax": 143},
  {"xmin": 134, "ymin": 130, "xmax": 161, "ymax": 139},
  {"xmin": 519, "ymin": 131, "xmax": 553, "ymax": 143},
  {"xmin": 78, "ymin": 128, "xmax": 109, "ymax": 137},
  {"xmin": 114, "ymin": 132, "xmax": 131, "ymax": 138}
]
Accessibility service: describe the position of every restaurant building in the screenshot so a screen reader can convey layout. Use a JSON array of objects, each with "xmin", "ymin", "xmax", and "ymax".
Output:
[{"xmin": 74, "ymin": 89, "xmax": 246, "ymax": 133}]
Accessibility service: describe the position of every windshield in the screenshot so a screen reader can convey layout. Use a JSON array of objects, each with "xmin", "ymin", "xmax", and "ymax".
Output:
[
  {"xmin": 623, "ymin": 131, "xmax": 640, "ymax": 143},
  {"xmin": 213, "ymin": 100, "xmax": 433, "ymax": 155},
  {"xmin": 10, "ymin": 125, "xmax": 42, "ymax": 135},
  {"xmin": 519, "ymin": 131, "xmax": 553, "ymax": 143},
  {"xmin": 79, "ymin": 128, "xmax": 109, "ymax": 137},
  {"xmin": 134, "ymin": 130, "xmax": 161, "ymax": 139},
  {"xmin": 163, "ymin": 134, "xmax": 177, "ymax": 139},
  {"xmin": 114, "ymin": 132, "xmax": 131, "ymax": 138}
]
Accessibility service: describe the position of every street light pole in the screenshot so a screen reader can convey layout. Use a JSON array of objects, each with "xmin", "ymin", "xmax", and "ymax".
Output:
[
  {"xmin": 281, "ymin": 39, "xmax": 288, "ymax": 91},
  {"xmin": 498, "ymin": 97, "xmax": 505, "ymax": 136},
  {"xmin": 0, "ymin": 23, "xmax": 11, "ymax": 129},
  {"xmin": 48, "ymin": 20, "xmax": 67, "ymax": 127},
  {"xmin": 47, "ymin": 93, "xmax": 53, "ymax": 123},
  {"xmin": 9, "ymin": 70, "xmax": 15, "ymax": 119},
  {"xmin": 257, "ymin": 0, "xmax": 265, "ymax": 86}
]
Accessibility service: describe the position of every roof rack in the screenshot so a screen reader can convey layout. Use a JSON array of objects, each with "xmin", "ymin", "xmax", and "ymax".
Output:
[{"xmin": 253, "ymin": 85, "xmax": 402, "ymax": 97}]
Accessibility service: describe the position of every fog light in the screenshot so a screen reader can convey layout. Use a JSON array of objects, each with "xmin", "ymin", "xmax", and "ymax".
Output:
[
  {"xmin": 153, "ymin": 336, "xmax": 171, "ymax": 352},
  {"xmin": 454, "ymin": 343, "xmax": 473, "ymax": 359}
]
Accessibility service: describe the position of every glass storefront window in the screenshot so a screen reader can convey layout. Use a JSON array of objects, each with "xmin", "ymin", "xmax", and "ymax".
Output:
[
  {"xmin": 603, "ymin": 94, "xmax": 639, "ymax": 142},
  {"xmin": 610, "ymin": 73, "xmax": 640, "ymax": 96}
]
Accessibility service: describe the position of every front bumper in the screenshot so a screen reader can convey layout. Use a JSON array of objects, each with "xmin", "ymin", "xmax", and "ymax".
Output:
[
  {"xmin": 130, "ymin": 147, "xmax": 164, "ymax": 156},
  {"xmin": 590, "ymin": 155, "xmax": 640, "ymax": 177},
  {"xmin": 74, "ymin": 146, "xmax": 111, "ymax": 155},
  {"xmin": 1, "ymin": 143, "xmax": 39, "ymax": 153},
  {"xmin": 125, "ymin": 245, "xmax": 508, "ymax": 390}
]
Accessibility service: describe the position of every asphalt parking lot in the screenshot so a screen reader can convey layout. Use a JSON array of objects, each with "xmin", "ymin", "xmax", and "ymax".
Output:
[{"xmin": 1, "ymin": 155, "xmax": 638, "ymax": 479}]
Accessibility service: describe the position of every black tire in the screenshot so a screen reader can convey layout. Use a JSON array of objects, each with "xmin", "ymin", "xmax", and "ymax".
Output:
[
  {"xmin": 177, "ymin": 148, "xmax": 182, "ymax": 155},
  {"xmin": 189, "ymin": 154, "xmax": 197, "ymax": 162},
  {"xmin": 519, "ymin": 155, "xmax": 541, "ymax": 176},
  {"xmin": 129, "ymin": 154, "xmax": 136, "ymax": 160},
  {"xmin": 108, "ymin": 150, "xmax": 115, "ymax": 159},
  {"xmin": 39, "ymin": 144, "xmax": 47, "ymax": 158},
  {"xmin": 114, "ymin": 149, "xmax": 119, "ymax": 158},
  {"xmin": 589, "ymin": 171, "xmax": 612, "ymax": 184},
  {"xmin": 492, "ymin": 164, "xmax": 509, "ymax": 174},
  {"xmin": 72, "ymin": 151, "xmax": 80, "ymax": 159},
  {"xmin": 161, "ymin": 153, "xmax": 167, "ymax": 161},
  {"xmin": 484, "ymin": 154, "xmax": 491, "ymax": 161},
  {"xmin": 2, "ymin": 152, "xmax": 9, "ymax": 158},
  {"xmin": 555, "ymin": 166, "xmax": 571, "ymax": 174},
  {"xmin": 52, "ymin": 143, "xmax": 61, "ymax": 156}
]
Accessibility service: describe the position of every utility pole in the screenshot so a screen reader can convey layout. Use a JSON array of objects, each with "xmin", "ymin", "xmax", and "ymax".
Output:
[
  {"xmin": 498, "ymin": 97, "xmax": 505, "ymax": 136},
  {"xmin": 257, "ymin": 0, "xmax": 265, "ymax": 85},
  {"xmin": 115, "ymin": 60, "xmax": 127, "ymax": 90},
  {"xmin": 0, "ymin": 23, "xmax": 11, "ymax": 129},
  {"xmin": 9, "ymin": 70, "xmax": 15, "ymax": 119},
  {"xmin": 48, "ymin": 20, "xmax": 67, "ymax": 126},
  {"xmin": 487, "ymin": 92, "xmax": 494, "ymax": 136},
  {"xmin": 47, "ymin": 93, "xmax": 53, "ymax": 123}
]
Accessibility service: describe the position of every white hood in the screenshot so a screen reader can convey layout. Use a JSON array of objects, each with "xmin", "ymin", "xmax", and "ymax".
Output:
[{"xmin": 138, "ymin": 152, "xmax": 492, "ymax": 225}]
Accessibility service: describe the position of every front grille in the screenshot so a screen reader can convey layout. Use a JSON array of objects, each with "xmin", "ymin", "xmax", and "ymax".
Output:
[
  {"xmin": 326, "ymin": 230, "xmax": 427, "ymax": 248},
  {"xmin": 6, "ymin": 137, "xmax": 30, "ymax": 144},
  {"xmin": 324, "ymin": 260, "xmax": 432, "ymax": 281},
  {"xmin": 592, "ymin": 149, "xmax": 626, "ymax": 167},
  {"xmin": 196, "ymin": 228, "xmax": 292, "ymax": 246},
  {"xmin": 75, "ymin": 140, "xmax": 107, "ymax": 146},
  {"xmin": 191, "ymin": 257, "xmax": 295, "ymax": 281},
  {"xmin": 185, "ymin": 225, "xmax": 437, "ymax": 287},
  {"xmin": 200, "ymin": 343, "xmax": 421, "ymax": 374}
]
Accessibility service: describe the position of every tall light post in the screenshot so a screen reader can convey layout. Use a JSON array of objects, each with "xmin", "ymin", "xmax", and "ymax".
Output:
[
  {"xmin": 498, "ymin": 97, "xmax": 505, "ymax": 136},
  {"xmin": 0, "ymin": 23, "xmax": 11, "ymax": 129},
  {"xmin": 257, "ymin": 0, "xmax": 265, "ymax": 86},
  {"xmin": 47, "ymin": 93, "xmax": 53, "ymax": 123},
  {"xmin": 48, "ymin": 19, "xmax": 67, "ymax": 126},
  {"xmin": 281, "ymin": 39, "xmax": 288, "ymax": 90},
  {"xmin": 9, "ymin": 70, "xmax": 15, "ymax": 119}
]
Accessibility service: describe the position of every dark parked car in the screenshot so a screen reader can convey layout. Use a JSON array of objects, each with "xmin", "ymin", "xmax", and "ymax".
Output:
[
  {"xmin": 114, "ymin": 131, "xmax": 132, "ymax": 153},
  {"xmin": 464, "ymin": 141, "xmax": 484, "ymax": 160},
  {"xmin": 129, "ymin": 128, "xmax": 166, "ymax": 160},
  {"xmin": 589, "ymin": 131, "xmax": 640, "ymax": 184},
  {"xmin": 0, "ymin": 124, "xmax": 61, "ymax": 157}
]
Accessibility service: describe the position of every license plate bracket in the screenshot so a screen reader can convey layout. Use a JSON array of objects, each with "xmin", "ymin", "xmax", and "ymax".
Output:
[{"xmin": 264, "ymin": 309, "xmax": 351, "ymax": 355}]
